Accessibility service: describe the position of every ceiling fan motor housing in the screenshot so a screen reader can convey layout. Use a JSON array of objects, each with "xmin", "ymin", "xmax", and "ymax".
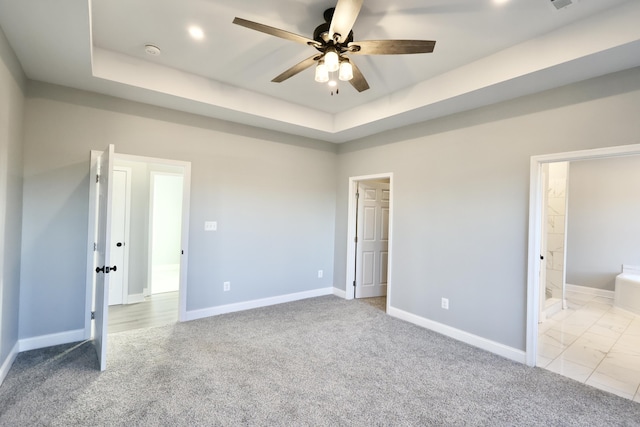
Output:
[{"xmin": 313, "ymin": 8, "xmax": 354, "ymax": 51}]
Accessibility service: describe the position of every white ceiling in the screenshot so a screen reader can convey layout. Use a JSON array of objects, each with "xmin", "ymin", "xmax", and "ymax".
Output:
[{"xmin": 1, "ymin": 0, "xmax": 639, "ymax": 143}]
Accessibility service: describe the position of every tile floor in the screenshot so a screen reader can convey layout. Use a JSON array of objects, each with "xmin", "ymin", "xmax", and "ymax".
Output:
[{"xmin": 538, "ymin": 290, "xmax": 640, "ymax": 402}]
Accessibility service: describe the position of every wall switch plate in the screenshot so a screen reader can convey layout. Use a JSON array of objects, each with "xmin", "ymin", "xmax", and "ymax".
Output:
[
  {"xmin": 318, "ymin": 270, "xmax": 323, "ymax": 278},
  {"xmin": 441, "ymin": 298, "xmax": 449, "ymax": 310},
  {"xmin": 205, "ymin": 221, "xmax": 217, "ymax": 231},
  {"xmin": 223, "ymin": 281, "xmax": 230, "ymax": 291}
]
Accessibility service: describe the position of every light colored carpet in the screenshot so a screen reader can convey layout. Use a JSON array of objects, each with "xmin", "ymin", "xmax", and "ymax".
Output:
[{"xmin": 1, "ymin": 295, "xmax": 639, "ymax": 426}]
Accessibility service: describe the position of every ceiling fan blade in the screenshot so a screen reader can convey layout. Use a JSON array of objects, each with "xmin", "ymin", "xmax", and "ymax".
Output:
[
  {"xmin": 233, "ymin": 17, "xmax": 318, "ymax": 46},
  {"xmin": 272, "ymin": 55, "xmax": 320, "ymax": 83},
  {"xmin": 350, "ymin": 40, "xmax": 436, "ymax": 55},
  {"xmin": 349, "ymin": 61, "xmax": 370, "ymax": 92},
  {"xmin": 329, "ymin": 0, "xmax": 363, "ymax": 44}
]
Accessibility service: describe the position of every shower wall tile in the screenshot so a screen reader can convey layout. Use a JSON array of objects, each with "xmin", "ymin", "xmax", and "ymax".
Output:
[
  {"xmin": 547, "ymin": 234, "xmax": 565, "ymax": 253},
  {"xmin": 547, "ymin": 215, "xmax": 566, "ymax": 234},
  {"xmin": 548, "ymin": 197, "xmax": 566, "ymax": 215},
  {"xmin": 552, "ymin": 251, "xmax": 564, "ymax": 271}
]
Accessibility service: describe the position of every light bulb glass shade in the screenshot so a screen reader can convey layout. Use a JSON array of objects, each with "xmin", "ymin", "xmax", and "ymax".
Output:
[
  {"xmin": 315, "ymin": 61, "xmax": 329, "ymax": 83},
  {"xmin": 339, "ymin": 60, "xmax": 353, "ymax": 81},
  {"xmin": 325, "ymin": 49, "xmax": 339, "ymax": 72}
]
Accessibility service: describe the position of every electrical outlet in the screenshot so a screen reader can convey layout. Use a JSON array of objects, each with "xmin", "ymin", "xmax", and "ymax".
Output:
[
  {"xmin": 441, "ymin": 298, "xmax": 449, "ymax": 310},
  {"xmin": 204, "ymin": 221, "xmax": 217, "ymax": 231},
  {"xmin": 318, "ymin": 270, "xmax": 323, "ymax": 278},
  {"xmin": 223, "ymin": 281, "xmax": 230, "ymax": 292}
]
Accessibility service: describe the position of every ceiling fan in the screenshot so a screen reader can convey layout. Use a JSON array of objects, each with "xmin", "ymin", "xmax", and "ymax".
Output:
[{"xmin": 233, "ymin": 0, "xmax": 436, "ymax": 93}]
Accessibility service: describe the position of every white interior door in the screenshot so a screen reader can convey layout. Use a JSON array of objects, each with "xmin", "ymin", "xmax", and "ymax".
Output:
[
  {"xmin": 94, "ymin": 144, "xmax": 115, "ymax": 371},
  {"xmin": 108, "ymin": 168, "xmax": 129, "ymax": 306},
  {"xmin": 355, "ymin": 181, "xmax": 390, "ymax": 298}
]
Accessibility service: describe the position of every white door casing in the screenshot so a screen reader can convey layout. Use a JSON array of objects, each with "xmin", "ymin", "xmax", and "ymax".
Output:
[
  {"xmin": 108, "ymin": 168, "xmax": 131, "ymax": 306},
  {"xmin": 355, "ymin": 181, "xmax": 390, "ymax": 299},
  {"xmin": 94, "ymin": 144, "xmax": 115, "ymax": 371}
]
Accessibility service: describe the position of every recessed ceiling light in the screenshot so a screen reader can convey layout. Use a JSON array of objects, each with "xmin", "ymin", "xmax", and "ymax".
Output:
[
  {"xmin": 145, "ymin": 44, "xmax": 161, "ymax": 56},
  {"xmin": 189, "ymin": 26, "xmax": 205, "ymax": 40},
  {"xmin": 493, "ymin": 0, "xmax": 510, "ymax": 4}
]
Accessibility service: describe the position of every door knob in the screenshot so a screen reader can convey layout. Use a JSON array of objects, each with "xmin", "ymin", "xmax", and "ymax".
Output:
[
  {"xmin": 95, "ymin": 265, "xmax": 117, "ymax": 274},
  {"xmin": 116, "ymin": 242, "xmax": 123, "ymax": 247}
]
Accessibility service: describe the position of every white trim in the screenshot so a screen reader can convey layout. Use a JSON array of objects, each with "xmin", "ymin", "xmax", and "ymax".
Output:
[
  {"xmin": 18, "ymin": 329, "xmax": 86, "ymax": 352},
  {"xmin": 333, "ymin": 287, "xmax": 347, "ymax": 299},
  {"xmin": 183, "ymin": 288, "xmax": 334, "ymax": 322},
  {"xmin": 84, "ymin": 150, "xmax": 101, "ymax": 340},
  {"xmin": 388, "ymin": 306, "xmax": 526, "ymax": 364},
  {"xmin": 526, "ymin": 143, "xmax": 640, "ymax": 367},
  {"xmin": 0, "ymin": 341, "xmax": 19, "ymax": 386},
  {"xmin": 178, "ymin": 164, "xmax": 191, "ymax": 322},
  {"xmin": 126, "ymin": 293, "xmax": 145, "ymax": 304},
  {"xmin": 345, "ymin": 173, "xmax": 394, "ymax": 310},
  {"xmin": 566, "ymin": 283, "xmax": 615, "ymax": 299}
]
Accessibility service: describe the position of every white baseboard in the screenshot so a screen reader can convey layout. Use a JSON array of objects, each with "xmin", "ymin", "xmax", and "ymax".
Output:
[
  {"xmin": 184, "ymin": 287, "xmax": 335, "ymax": 322},
  {"xmin": 0, "ymin": 341, "xmax": 19, "ymax": 386},
  {"xmin": 333, "ymin": 287, "xmax": 346, "ymax": 299},
  {"xmin": 18, "ymin": 329, "xmax": 87, "ymax": 352},
  {"xmin": 126, "ymin": 293, "xmax": 145, "ymax": 304},
  {"xmin": 388, "ymin": 306, "xmax": 526, "ymax": 364},
  {"xmin": 566, "ymin": 284, "xmax": 614, "ymax": 299}
]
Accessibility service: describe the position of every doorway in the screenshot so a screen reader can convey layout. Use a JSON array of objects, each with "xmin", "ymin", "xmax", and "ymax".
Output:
[
  {"xmin": 527, "ymin": 144, "xmax": 640, "ymax": 365},
  {"xmin": 345, "ymin": 173, "xmax": 394, "ymax": 312},
  {"xmin": 85, "ymin": 150, "xmax": 191, "ymax": 342},
  {"xmin": 148, "ymin": 172, "xmax": 184, "ymax": 296}
]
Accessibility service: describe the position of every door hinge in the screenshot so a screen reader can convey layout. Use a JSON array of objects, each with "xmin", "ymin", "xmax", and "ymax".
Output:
[
  {"xmin": 91, "ymin": 311, "xmax": 95, "ymax": 320},
  {"xmin": 93, "ymin": 242, "xmax": 97, "ymax": 252},
  {"xmin": 96, "ymin": 174, "xmax": 100, "ymax": 183},
  {"xmin": 355, "ymin": 192, "xmax": 360, "ymax": 199},
  {"xmin": 354, "ymin": 236, "xmax": 358, "ymax": 243},
  {"xmin": 353, "ymin": 280, "xmax": 356, "ymax": 287}
]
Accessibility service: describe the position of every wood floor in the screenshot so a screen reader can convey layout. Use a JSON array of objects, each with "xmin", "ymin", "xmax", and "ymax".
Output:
[{"xmin": 108, "ymin": 291, "xmax": 178, "ymax": 334}]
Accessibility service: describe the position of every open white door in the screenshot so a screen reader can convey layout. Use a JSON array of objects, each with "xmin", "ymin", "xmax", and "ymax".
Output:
[
  {"xmin": 355, "ymin": 181, "xmax": 390, "ymax": 298},
  {"xmin": 94, "ymin": 144, "xmax": 115, "ymax": 371}
]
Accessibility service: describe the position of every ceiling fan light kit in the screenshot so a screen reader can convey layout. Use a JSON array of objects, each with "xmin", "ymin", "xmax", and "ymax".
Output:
[
  {"xmin": 339, "ymin": 59, "xmax": 353, "ymax": 82},
  {"xmin": 233, "ymin": 0, "xmax": 436, "ymax": 93},
  {"xmin": 314, "ymin": 60, "xmax": 329, "ymax": 83}
]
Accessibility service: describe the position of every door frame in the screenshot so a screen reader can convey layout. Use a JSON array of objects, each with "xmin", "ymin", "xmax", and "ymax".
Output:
[
  {"xmin": 85, "ymin": 151, "xmax": 192, "ymax": 339},
  {"xmin": 525, "ymin": 143, "xmax": 640, "ymax": 367},
  {"xmin": 111, "ymin": 166, "xmax": 132, "ymax": 305},
  {"xmin": 345, "ymin": 173, "xmax": 394, "ymax": 309}
]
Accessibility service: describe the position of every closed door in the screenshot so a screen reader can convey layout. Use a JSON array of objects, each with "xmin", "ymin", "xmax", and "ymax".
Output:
[
  {"xmin": 355, "ymin": 181, "xmax": 390, "ymax": 298},
  {"xmin": 108, "ymin": 168, "xmax": 129, "ymax": 306}
]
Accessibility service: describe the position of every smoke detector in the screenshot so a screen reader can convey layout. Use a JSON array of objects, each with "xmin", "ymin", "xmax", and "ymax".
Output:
[
  {"xmin": 550, "ymin": 0, "xmax": 573, "ymax": 10},
  {"xmin": 144, "ymin": 44, "xmax": 161, "ymax": 56}
]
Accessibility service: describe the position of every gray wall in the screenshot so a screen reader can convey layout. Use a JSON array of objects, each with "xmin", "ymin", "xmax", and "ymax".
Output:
[
  {"xmin": 19, "ymin": 82, "xmax": 337, "ymax": 339},
  {"xmin": 0, "ymin": 27, "xmax": 24, "ymax": 367},
  {"xmin": 334, "ymin": 67, "xmax": 640, "ymax": 351},
  {"xmin": 566, "ymin": 156, "xmax": 640, "ymax": 291}
]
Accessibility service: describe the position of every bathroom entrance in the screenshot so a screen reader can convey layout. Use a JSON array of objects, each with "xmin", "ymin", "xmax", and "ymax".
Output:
[{"xmin": 527, "ymin": 144, "xmax": 640, "ymax": 400}]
